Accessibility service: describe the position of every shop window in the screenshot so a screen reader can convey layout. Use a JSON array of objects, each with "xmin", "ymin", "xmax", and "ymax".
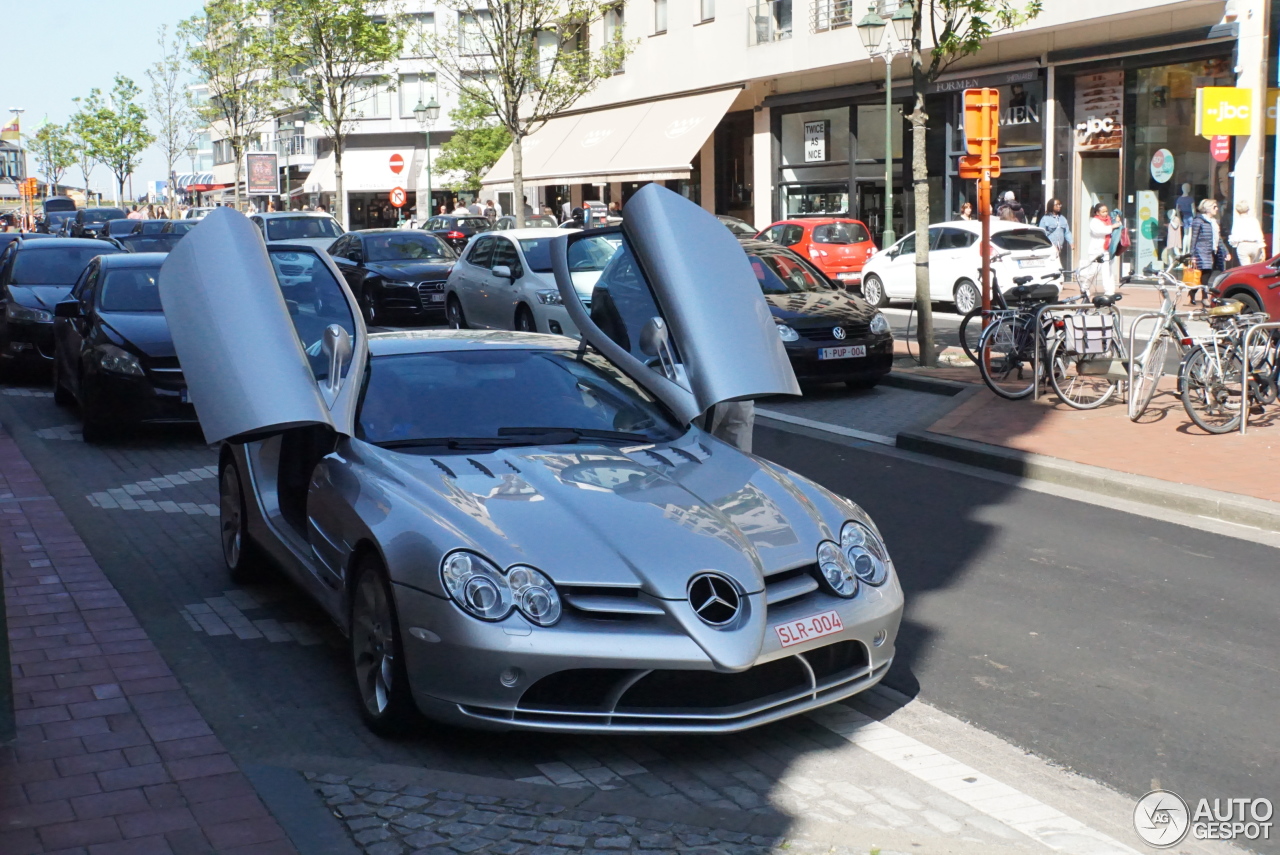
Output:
[
  {"xmin": 783, "ymin": 184, "xmax": 848, "ymax": 217},
  {"xmin": 781, "ymin": 108, "xmax": 849, "ymax": 184},
  {"xmin": 856, "ymin": 104, "xmax": 904, "ymax": 161}
]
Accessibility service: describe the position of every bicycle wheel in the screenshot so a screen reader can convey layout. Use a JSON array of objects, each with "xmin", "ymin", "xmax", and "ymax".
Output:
[
  {"xmin": 977, "ymin": 315, "xmax": 1038, "ymax": 400},
  {"xmin": 958, "ymin": 309, "xmax": 984, "ymax": 364},
  {"xmin": 1128, "ymin": 333, "xmax": 1170, "ymax": 421},
  {"xmin": 1181, "ymin": 346, "xmax": 1243, "ymax": 434},
  {"xmin": 1047, "ymin": 336, "xmax": 1122, "ymax": 409}
]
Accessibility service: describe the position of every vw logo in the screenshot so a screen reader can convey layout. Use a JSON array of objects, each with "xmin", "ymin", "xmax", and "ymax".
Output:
[
  {"xmin": 688, "ymin": 573, "xmax": 741, "ymax": 627},
  {"xmin": 833, "ymin": 326, "xmax": 847, "ymax": 340}
]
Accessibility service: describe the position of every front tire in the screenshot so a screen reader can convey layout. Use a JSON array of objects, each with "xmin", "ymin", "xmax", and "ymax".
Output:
[
  {"xmin": 862, "ymin": 274, "xmax": 888, "ymax": 308},
  {"xmin": 360, "ymin": 292, "xmax": 378, "ymax": 326},
  {"xmin": 53, "ymin": 358, "xmax": 73, "ymax": 407},
  {"xmin": 1226, "ymin": 291, "xmax": 1263, "ymax": 316},
  {"xmin": 350, "ymin": 555, "xmax": 417, "ymax": 736},
  {"xmin": 80, "ymin": 387, "xmax": 116, "ymax": 444},
  {"xmin": 220, "ymin": 457, "xmax": 265, "ymax": 583},
  {"xmin": 514, "ymin": 305, "xmax": 536, "ymax": 333},
  {"xmin": 1046, "ymin": 336, "xmax": 1120, "ymax": 410},
  {"xmin": 1128, "ymin": 333, "xmax": 1170, "ymax": 421},
  {"xmin": 447, "ymin": 295, "xmax": 468, "ymax": 330},
  {"xmin": 977, "ymin": 315, "xmax": 1038, "ymax": 400},
  {"xmin": 953, "ymin": 279, "xmax": 980, "ymax": 315},
  {"xmin": 1181, "ymin": 346, "xmax": 1243, "ymax": 434}
]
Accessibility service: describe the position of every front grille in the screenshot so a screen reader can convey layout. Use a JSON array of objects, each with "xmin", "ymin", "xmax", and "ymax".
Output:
[
  {"xmin": 563, "ymin": 586, "xmax": 664, "ymax": 619},
  {"xmin": 798, "ymin": 323, "xmax": 870, "ymax": 342},
  {"xmin": 765, "ymin": 563, "xmax": 820, "ymax": 606},
  {"xmin": 144, "ymin": 357, "xmax": 185, "ymax": 391},
  {"xmin": 279, "ymin": 264, "xmax": 304, "ymax": 276},
  {"xmin": 416, "ymin": 280, "xmax": 447, "ymax": 310}
]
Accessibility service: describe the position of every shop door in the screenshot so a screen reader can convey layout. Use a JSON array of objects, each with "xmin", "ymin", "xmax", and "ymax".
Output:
[{"xmin": 1076, "ymin": 153, "xmax": 1119, "ymax": 270}]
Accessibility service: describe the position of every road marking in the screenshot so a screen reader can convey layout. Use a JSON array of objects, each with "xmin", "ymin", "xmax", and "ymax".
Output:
[
  {"xmin": 35, "ymin": 424, "xmax": 82, "ymax": 441},
  {"xmin": 180, "ymin": 588, "xmax": 334, "ymax": 645},
  {"xmin": 2, "ymin": 388, "xmax": 53, "ymax": 397},
  {"xmin": 756, "ymin": 409, "xmax": 895, "ymax": 446},
  {"xmin": 85, "ymin": 466, "xmax": 219, "ymax": 515},
  {"xmin": 808, "ymin": 706, "xmax": 1141, "ymax": 855}
]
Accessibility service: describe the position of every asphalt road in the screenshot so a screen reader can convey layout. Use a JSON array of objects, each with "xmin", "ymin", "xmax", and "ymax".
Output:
[{"xmin": 756, "ymin": 424, "xmax": 1280, "ymax": 820}]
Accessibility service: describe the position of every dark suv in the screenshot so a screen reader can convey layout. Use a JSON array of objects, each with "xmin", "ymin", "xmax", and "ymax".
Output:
[{"xmin": 69, "ymin": 208, "xmax": 127, "ymax": 238}]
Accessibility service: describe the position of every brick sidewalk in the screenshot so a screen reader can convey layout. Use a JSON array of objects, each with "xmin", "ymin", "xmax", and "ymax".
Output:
[{"xmin": 0, "ymin": 431, "xmax": 297, "ymax": 854}]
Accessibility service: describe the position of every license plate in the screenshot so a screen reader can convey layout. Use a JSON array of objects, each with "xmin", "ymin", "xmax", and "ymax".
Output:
[
  {"xmin": 1017, "ymin": 258, "xmax": 1045, "ymax": 268},
  {"xmin": 775, "ymin": 610, "xmax": 845, "ymax": 648},
  {"xmin": 836, "ymin": 272, "xmax": 860, "ymax": 281},
  {"xmin": 180, "ymin": 388, "xmax": 190, "ymax": 404},
  {"xmin": 430, "ymin": 294, "xmax": 445, "ymax": 302},
  {"xmin": 819, "ymin": 345, "xmax": 867, "ymax": 360}
]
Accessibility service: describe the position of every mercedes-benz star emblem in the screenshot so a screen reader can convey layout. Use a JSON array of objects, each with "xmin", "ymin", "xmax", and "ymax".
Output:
[
  {"xmin": 688, "ymin": 574, "xmax": 741, "ymax": 626},
  {"xmin": 833, "ymin": 326, "xmax": 847, "ymax": 340}
]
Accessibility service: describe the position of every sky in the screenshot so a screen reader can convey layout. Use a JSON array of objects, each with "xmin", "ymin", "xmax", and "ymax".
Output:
[{"xmin": 5, "ymin": 0, "xmax": 206, "ymax": 199}]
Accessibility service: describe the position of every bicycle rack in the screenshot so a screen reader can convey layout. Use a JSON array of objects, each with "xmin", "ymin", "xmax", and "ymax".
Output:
[
  {"xmin": 1239, "ymin": 320, "xmax": 1280, "ymax": 435},
  {"xmin": 1125, "ymin": 312, "xmax": 1164, "ymax": 418},
  {"xmin": 1030, "ymin": 300, "xmax": 1119, "ymax": 402}
]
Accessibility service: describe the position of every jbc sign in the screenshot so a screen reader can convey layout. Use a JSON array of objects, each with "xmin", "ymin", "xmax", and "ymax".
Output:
[{"xmin": 1197, "ymin": 87, "xmax": 1254, "ymax": 136}]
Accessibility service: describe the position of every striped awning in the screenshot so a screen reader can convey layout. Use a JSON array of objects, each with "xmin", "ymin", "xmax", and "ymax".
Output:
[{"xmin": 174, "ymin": 172, "xmax": 215, "ymax": 190}]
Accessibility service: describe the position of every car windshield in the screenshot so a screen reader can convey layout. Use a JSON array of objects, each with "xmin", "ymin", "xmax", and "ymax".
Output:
[
  {"xmin": 457, "ymin": 217, "xmax": 492, "ymax": 231},
  {"xmin": 84, "ymin": 209, "xmax": 125, "ymax": 223},
  {"xmin": 140, "ymin": 221, "xmax": 168, "ymax": 234},
  {"xmin": 357, "ymin": 349, "xmax": 682, "ymax": 448},
  {"xmin": 99, "ymin": 267, "xmax": 164, "ymax": 312},
  {"xmin": 748, "ymin": 252, "xmax": 830, "ymax": 294},
  {"xmin": 720, "ymin": 218, "xmax": 757, "ymax": 236},
  {"xmin": 166, "ymin": 221, "xmax": 196, "ymax": 234},
  {"xmin": 566, "ymin": 234, "xmax": 622, "ymax": 272},
  {"xmin": 47, "ymin": 212, "xmax": 74, "ymax": 225},
  {"xmin": 106, "ymin": 220, "xmax": 135, "ymax": 235},
  {"xmin": 813, "ymin": 222, "xmax": 870, "ymax": 244},
  {"xmin": 364, "ymin": 233, "xmax": 454, "ymax": 262},
  {"xmin": 120, "ymin": 235, "xmax": 181, "ymax": 254},
  {"xmin": 992, "ymin": 229, "xmax": 1054, "ymax": 252},
  {"xmin": 518, "ymin": 238, "xmax": 555, "ymax": 273},
  {"xmin": 523, "ymin": 216, "xmax": 558, "ymax": 229},
  {"xmin": 265, "ymin": 216, "xmax": 343, "ymax": 241},
  {"xmin": 11, "ymin": 246, "xmax": 119, "ymax": 285}
]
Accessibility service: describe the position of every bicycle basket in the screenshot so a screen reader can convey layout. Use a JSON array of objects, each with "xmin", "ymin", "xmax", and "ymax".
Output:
[{"xmin": 1063, "ymin": 313, "xmax": 1113, "ymax": 355}]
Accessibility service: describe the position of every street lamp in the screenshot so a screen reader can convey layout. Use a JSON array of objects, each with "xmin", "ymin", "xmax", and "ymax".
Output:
[
  {"xmin": 413, "ymin": 97, "xmax": 441, "ymax": 223},
  {"xmin": 857, "ymin": 1, "xmax": 913, "ymax": 247},
  {"xmin": 185, "ymin": 144, "xmax": 198, "ymax": 206}
]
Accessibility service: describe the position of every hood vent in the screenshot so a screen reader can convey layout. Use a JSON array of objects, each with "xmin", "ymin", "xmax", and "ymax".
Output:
[
  {"xmin": 430, "ymin": 458, "xmax": 456, "ymax": 478},
  {"xmin": 467, "ymin": 458, "xmax": 495, "ymax": 477},
  {"xmin": 563, "ymin": 586, "xmax": 665, "ymax": 618},
  {"xmin": 504, "ymin": 460, "xmax": 521, "ymax": 474}
]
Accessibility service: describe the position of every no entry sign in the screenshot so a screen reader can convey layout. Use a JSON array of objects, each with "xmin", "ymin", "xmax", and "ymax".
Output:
[
  {"xmin": 389, "ymin": 153, "xmax": 404, "ymax": 174},
  {"xmin": 389, "ymin": 186, "xmax": 406, "ymax": 208}
]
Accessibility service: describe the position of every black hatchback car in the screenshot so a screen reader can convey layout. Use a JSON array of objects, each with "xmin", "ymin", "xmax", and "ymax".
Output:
[
  {"xmin": 69, "ymin": 208, "xmax": 127, "ymax": 238},
  {"xmin": 328, "ymin": 230, "xmax": 456, "ymax": 325},
  {"xmin": 421, "ymin": 214, "xmax": 493, "ymax": 252},
  {"xmin": 0, "ymin": 237, "xmax": 124, "ymax": 376},
  {"xmin": 740, "ymin": 239, "xmax": 893, "ymax": 389},
  {"xmin": 52, "ymin": 253, "xmax": 194, "ymax": 441}
]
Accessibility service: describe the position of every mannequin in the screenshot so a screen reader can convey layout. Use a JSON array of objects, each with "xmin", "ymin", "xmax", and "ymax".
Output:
[
  {"xmin": 1163, "ymin": 209, "xmax": 1183, "ymax": 267},
  {"xmin": 1175, "ymin": 183, "xmax": 1196, "ymax": 223}
]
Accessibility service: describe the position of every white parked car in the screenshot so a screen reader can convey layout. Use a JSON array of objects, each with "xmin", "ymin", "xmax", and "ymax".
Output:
[
  {"xmin": 248, "ymin": 211, "xmax": 345, "ymax": 251},
  {"xmin": 444, "ymin": 228, "xmax": 617, "ymax": 337},
  {"xmin": 859, "ymin": 220, "xmax": 1062, "ymax": 313},
  {"xmin": 183, "ymin": 207, "xmax": 217, "ymax": 220}
]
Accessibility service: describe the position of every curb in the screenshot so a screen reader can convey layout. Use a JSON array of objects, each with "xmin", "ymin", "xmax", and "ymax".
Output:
[
  {"xmin": 881, "ymin": 371, "xmax": 969, "ymax": 396},
  {"xmin": 896, "ymin": 430, "xmax": 1280, "ymax": 533}
]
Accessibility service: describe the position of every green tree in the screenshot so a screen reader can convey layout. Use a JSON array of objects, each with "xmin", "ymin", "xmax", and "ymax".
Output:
[
  {"xmin": 66, "ymin": 110, "xmax": 98, "ymax": 205},
  {"xmin": 27, "ymin": 123, "xmax": 77, "ymax": 195},
  {"xmin": 904, "ymin": 0, "xmax": 1042, "ymax": 365},
  {"xmin": 427, "ymin": 0, "xmax": 633, "ymax": 227},
  {"xmin": 263, "ymin": 0, "xmax": 408, "ymax": 227},
  {"xmin": 74, "ymin": 76, "xmax": 156, "ymax": 206},
  {"xmin": 434, "ymin": 93, "xmax": 512, "ymax": 193},
  {"xmin": 147, "ymin": 24, "xmax": 201, "ymax": 203},
  {"xmin": 181, "ymin": 0, "xmax": 280, "ymax": 211}
]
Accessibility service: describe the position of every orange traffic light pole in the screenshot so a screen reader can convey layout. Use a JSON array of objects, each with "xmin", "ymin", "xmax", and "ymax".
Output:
[{"xmin": 960, "ymin": 88, "xmax": 1001, "ymax": 334}]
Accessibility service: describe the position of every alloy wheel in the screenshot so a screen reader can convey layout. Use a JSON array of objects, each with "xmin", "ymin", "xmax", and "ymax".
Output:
[
  {"xmin": 220, "ymin": 464, "xmax": 243, "ymax": 570},
  {"xmin": 352, "ymin": 571, "xmax": 395, "ymax": 716},
  {"xmin": 863, "ymin": 275, "xmax": 886, "ymax": 308},
  {"xmin": 954, "ymin": 280, "xmax": 979, "ymax": 315}
]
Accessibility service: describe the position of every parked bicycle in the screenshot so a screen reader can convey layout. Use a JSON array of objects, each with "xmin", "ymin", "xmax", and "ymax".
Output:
[
  {"xmin": 1180, "ymin": 301, "xmax": 1278, "ymax": 433},
  {"xmin": 1125, "ymin": 263, "xmax": 1198, "ymax": 421}
]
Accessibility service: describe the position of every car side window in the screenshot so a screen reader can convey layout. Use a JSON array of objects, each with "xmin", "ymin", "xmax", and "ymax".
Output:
[
  {"xmin": 898, "ymin": 234, "xmax": 916, "ymax": 255},
  {"xmin": 251, "ymin": 217, "xmax": 265, "ymax": 236},
  {"xmin": 782, "ymin": 225, "xmax": 805, "ymax": 246},
  {"xmin": 73, "ymin": 262, "xmax": 98, "ymax": 306},
  {"xmin": 466, "ymin": 237, "xmax": 495, "ymax": 268},
  {"xmin": 490, "ymin": 239, "xmax": 522, "ymax": 277},
  {"xmin": 759, "ymin": 225, "xmax": 782, "ymax": 244},
  {"xmin": 267, "ymin": 248, "xmax": 356, "ymax": 383}
]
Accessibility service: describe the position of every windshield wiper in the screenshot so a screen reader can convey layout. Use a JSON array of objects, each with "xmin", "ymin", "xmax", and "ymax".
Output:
[
  {"xmin": 376, "ymin": 431, "xmax": 581, "ymax": 450},
  {"xmin": 498, "ymin": 427, "xmax": 655, "ymax": 443}
]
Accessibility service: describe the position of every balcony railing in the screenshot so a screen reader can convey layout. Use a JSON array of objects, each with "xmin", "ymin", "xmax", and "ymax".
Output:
[
  {"xmin": 748, "ymin": 0, "xmax": 793, "ymax": 46},
  {"xmin": 811, "ymin": 0, "xmax": 855, "ymax": 32}
]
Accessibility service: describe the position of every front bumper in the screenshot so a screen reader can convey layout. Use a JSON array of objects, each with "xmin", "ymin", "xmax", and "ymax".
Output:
[
  {"xmin": 533, "ymin": 304, "xmax": 582, "ymax": 338},
  {"xmin": 2, "ymin": 320, "xmax": 56, "ymax": 364},
  {"xmin": 394, "ymin": 574, "xmax": 903, "ymax": 734},
  {"xmin": 83, "ymin": 367, "xmax": 197, "ymax": 426},
  {"xmin": 785, "ymin": 335, "xmax": 894, "ymax": 383}
]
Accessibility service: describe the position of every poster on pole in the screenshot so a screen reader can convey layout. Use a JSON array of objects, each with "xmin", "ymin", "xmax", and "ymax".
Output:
[{"xmin": 246, "ymin": 152, "xmax": 280, "ymax": 195}]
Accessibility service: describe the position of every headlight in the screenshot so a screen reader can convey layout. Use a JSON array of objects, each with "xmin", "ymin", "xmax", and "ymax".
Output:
[
  {"xmin": 6, "ymin": 302, "xmax": 53, "ymax": 323},
  {"xmin": 98, "ymin": 345, "xmax": 144, "ymax": 376},
  {"xmin": 383, "ymin": 279, "xmax": 416, "ymax": 289},
  {"xmin": 816, "ymin": 540, "xmax": 858, "ymax": 598},
  {"xmin": 535, "ymin": 289, "xmax": 562, "ymax": 305},
  {"xmin": 869, "ymin": 312, "xmax": 891, "ymax": 335},
  {"xmin": 841, "ymin": 521, "xmax": 889, "ymax": 586},
  {"xmin": 440, "ymin": 551, "xmax": 561, "ymax": 626},
  {"xmin": 777, "ymin": 324, "xmax": 800, "ymax": 342},
  {"xmin": 507, "ymin": 565, "xmax": 561, "ymax": 626}
]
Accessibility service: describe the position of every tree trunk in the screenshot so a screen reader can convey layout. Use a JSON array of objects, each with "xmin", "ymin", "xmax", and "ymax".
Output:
[
  {"xmin": 911, "ymin": 56, "xmax": 935, "ymax": 366},
  {"xmin": 512, "ymin": 135, "xmax": 524, "ymax": 229},
  {"xmin": 335, "ymin": 139, "xmax": 345, "ymax": 228},
  {"xmin": 233, "ymin": 143, "xmax": 243, "ymax": 212}
]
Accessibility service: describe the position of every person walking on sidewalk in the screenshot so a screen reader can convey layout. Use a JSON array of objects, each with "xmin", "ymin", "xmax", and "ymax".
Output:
[
  {"xmin": 1039, "ymin": 198, "xmax": 1073, "ymax": 276},
  {"xmin": 1229, "ymin": 200, "xmax": 1265, "ymax": 266},
  {"xmin": 1188, "ymin": 198, "xmax": 1228, "ymax": 305},
  {"xmin": 1083, "ymin": 202, "xmax": 1115, "ymax": 297}
]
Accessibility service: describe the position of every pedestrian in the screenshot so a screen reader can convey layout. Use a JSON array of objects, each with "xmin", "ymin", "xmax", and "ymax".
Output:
[
  {"xmin": 452, "ymin": 201, "xmax": 469, "ymax": 215},
  {"xmin": 1038, "ymin": 198, "xmax": 1073, "ymax": 275},
  {"xmin": 542, "ymin": 205, "xmax": 554, "ymax": 219},
  {"xmin": 1229, "ymin": 200, "xmax": 1265, "ymax": 266},
  {"xmin": 995, "ymin": 191, "xmax": 1026, "ymax": 224},
  {"xmin": 467, "ymin": 198, "xmax": 482, "ymax": 216},
  {"xmin": 561, "ymin": 199, "xmax": 571, "ymax": 221},
  {"xmin": 267, "ymin": 198, "xmax": 277, "ymax": 213},
  {"xmin": 316, "ymin": 203, "xmax": 327, "ymax": 214},
  {"xmin": 145, "ymin": 203, "xmax": 155, "ymax": 218},
  {"xmin": 483, "ymin": 199, "xmax": 497, "ymax": 222},
  {"xmin": 957, "ymin": 201, "xmax": 973, "ymax": 221},
  {"xmin": 1083, "ymin": 202, "xmax": 1115, "ymax": 297},
  {"xmin": 127, "ymin": 205, "xmax": 143, "ymax": 220},
  {"xmin": 1188, "ymin": 198, "xmax": 1228, "ymax": 304},
  {"xmin": 522, "ymin": 196, "xmax": 534, "ymax": 218}
]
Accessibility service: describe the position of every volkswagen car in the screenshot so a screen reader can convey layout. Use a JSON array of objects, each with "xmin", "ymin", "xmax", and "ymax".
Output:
[{"xmin": 158, "ymin": 188, "xmax": 903, "ymax": 735}]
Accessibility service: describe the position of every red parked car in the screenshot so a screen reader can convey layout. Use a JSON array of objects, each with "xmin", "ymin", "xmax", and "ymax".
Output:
[
  {"xmin": 755, "ymin": 218, "xmax": 877, "ymax": 288},
  {"xmin": 1210, "ymin": 255, "xmax": 1280, "ymax": 318}
]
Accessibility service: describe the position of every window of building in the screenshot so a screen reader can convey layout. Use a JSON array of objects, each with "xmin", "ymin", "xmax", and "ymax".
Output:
[
  {"xmin": 654, "ymin": 0, "xmax": 667, "ymax": 33},
  {"xmin": 460, "ymin": 11, "xmax": 492, "ymax": 55},
  {"xmin": 351, "ymin": 78, "xmax": 392, "ymax": 118},
  {"xmin": 403, "ymin": 12, "xmax": 435, "ymax": 57},
  {"xmin": 749, "ymin": 0, "xmax": 792, "ymax": 45},
  {"xmin": 212, "ymin": 139, "xmax": 234, "ymax": 165},
  {"xmin": 701, "ymin": 0, "xmax": 715, "ymax": 21},
  {"xmin": 399, "ymin": 73, "xmax": 437, "ymax": 118},
  {"xmin": 603, "ymin": 5, "xmax": 625, "ymax": 72}
]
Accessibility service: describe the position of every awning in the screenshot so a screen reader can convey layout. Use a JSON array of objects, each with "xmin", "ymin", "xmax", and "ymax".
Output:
[
  {"xmin": 481, "ymin": 88, "xmax": 741, "ymax": 188},
  {"xmin": 187, "ymin": 183, "xmax": 231, "ymax": 192},
  {"xmin": 174, "ymin": 172, "xmax": 215, "ymax": 190},
  {"xmin": 334, "ymin": 147, "xmax": 417, "ymax": 193},
  {"xmin": 305, "ymin": 154, "xmax": 335, "ymax": 194}
]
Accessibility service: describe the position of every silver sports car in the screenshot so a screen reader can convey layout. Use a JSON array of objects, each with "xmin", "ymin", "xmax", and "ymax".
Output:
[{"xmin": 158, "ymin": 186, "xmax": 903, "ymax": 735}]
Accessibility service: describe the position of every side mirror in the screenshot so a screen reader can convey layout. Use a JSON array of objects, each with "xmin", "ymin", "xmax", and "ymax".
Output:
[
  {"xmin": 492, "ymin": 264, "xmax": 514, "ymax": 280},
  {"xmin": 322, "ymin": 323, "xmax": 352, "ymax": 395},
  {"xmin": 54, "ymin": 300, "xmax": 81, "ymax": 319},
  {"xmin": 347, "ymin": 252, "xmax": 362, "ymax": 265}
]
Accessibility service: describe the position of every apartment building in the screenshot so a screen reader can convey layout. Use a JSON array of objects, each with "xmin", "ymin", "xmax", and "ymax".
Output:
[{"xmin": 482, "ymin": 0, "xmax": 1275, "ymax": 274}]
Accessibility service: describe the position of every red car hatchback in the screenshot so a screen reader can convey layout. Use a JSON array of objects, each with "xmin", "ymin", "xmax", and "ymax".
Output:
[
  {"xmin": 756, "ymin": 218, "xmax": 877, "ymax": 288},
  {"xmin": 1211, "ymin": 254, "xmax": 1280, "ymax": 318}
]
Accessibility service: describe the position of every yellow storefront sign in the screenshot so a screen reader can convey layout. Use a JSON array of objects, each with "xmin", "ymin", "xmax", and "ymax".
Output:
[{"xmin": 1196, "ymin": 87, "xmax": 1254, "ymax": 136}]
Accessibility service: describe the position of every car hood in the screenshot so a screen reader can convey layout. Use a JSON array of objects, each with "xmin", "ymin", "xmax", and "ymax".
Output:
[
  {"xmin": 764, "ymin": 291, "xmax": 878, "ymax": 326},
  {"xmin": 527, "ymin": 269, "xmax": 600, "ymax": 298},
  {"xmin": 99, "ymin": 312, "xmax": 175, "ymax": 358},
  {"xmin": 11, "ymin": 285, "xmax": 74, "ymax": 311},
  {"xmin": 363, "ymin": 431, "xmax": 856, "ymax": 669},
  {"xmin": 267, "ymin": 237, "xmax": 335, "ymax": 251},
  {"xmin": 365, "ymin": 259, "xmax": 455, "ymax": 280}
]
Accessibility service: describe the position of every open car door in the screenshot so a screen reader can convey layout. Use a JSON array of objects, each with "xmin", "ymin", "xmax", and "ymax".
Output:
[
  {"xmin": 158, "ymin": 208, "xmax": 367, "ymax": 443},
  {"xmin": 550, "ymin": 184, "xmax": 799, "ymax": 424}
]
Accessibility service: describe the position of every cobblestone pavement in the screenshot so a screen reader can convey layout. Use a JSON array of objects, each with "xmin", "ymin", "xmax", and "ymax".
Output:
[{"xmin": 757, "ymin": 383, "xmax": 966, "ymax": 442}]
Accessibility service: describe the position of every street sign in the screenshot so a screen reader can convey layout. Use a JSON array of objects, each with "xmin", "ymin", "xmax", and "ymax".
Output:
[
  {"xmin": 963, "ymin": 88, "xmax": 1000, "ymax": 158},
  {"xmin": 389, "ymin": 153, "xmax": 404, "ymax": 175},
  {"xmin": 958, "ymin": 154, "xmax": 1001, "ymax": 179},
  {"xmin": 1211, "ymin": 135, "xmax": 1231, "ymax": 162},
  {"xmin": 389, "ymin": 187, "xmax": 406, "ymax": 208},
  {"xmin": 962, "ymin": 88, "xmax": 1001, "ymax": 330},
  {"xmin": 1196, "ymin": 87, "xmax": 1253, "ymax": 136}
]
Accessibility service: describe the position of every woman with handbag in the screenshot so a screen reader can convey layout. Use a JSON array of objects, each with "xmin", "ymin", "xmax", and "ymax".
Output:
[
  {"xmin": 1187, "ymin": 198, "xmax": 1228, "ymax": 305},
  {"xmin": 1083, "ymin": 202, "xmax": 1115, "ymax": 297}
]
